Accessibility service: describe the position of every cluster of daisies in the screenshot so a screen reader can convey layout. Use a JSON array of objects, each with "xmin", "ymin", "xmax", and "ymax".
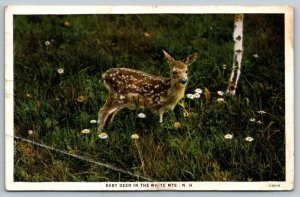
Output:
[
  {"xmin": 186, "ymin": 88, "xmax": 225, "ymax": 102},
  {"xmin": 44, "ymin": 40, "xmax": 65, "ymax": 75},
  {"xmin": 26, "ymin": 110, "xmax": 266, "ymax": 144},
  {"xmin": 43, "ymin": 21, "xmax": 74, "ymax": 76},
  {"xmin": 223, "ymin": 110, "xmax": 267, "ymax": 142},
  {"xmin": 223, "ymin": 134, "xmax": 254, "ymax": 142},
  {"xmin": 186, "ymin": 88, "xmax": 202, "ymax": 100},
  {"xmin": 249, "ymin": 110, "xmax": 267, "ymax": 125},
  {"xmin": 79, "ymin": 112, "xmax": 147, "ymax": 140}
]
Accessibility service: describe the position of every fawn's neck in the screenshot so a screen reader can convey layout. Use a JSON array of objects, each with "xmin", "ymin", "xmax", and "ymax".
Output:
[{"xmin": 163, "ymin": 79, "xmax": 186, "ymax": 108}]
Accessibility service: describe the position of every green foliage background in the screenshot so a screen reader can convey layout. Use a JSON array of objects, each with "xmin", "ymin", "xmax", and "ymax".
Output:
[{"xmin": 13, "ymin": 14, "xmax": 285, "ymax": 182}]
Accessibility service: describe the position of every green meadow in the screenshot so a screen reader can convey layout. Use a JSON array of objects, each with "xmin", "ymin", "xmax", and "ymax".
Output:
[{"xmin": 13, "ymin": 14, "xmax": 285, "ymax": 182}]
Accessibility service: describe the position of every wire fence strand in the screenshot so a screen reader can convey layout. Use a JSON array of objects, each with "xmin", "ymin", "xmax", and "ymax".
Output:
[{"xmin": 14, "ymin": 136, "xmax": 154, "ymax": 182}]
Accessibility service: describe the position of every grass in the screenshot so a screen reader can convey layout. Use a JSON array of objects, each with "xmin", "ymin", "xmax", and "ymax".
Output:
[{"xmin": 13, "ymin": 14, "xmax": 285, "ymax": 182}]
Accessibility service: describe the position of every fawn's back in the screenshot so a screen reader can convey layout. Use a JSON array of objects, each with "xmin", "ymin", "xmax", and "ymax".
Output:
[{"xmin": 102, "ymin": 68, "xmax": 171, "ymax": 109}]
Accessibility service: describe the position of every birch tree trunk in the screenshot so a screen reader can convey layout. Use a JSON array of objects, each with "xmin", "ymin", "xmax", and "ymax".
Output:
[{"xmin": 226, "ymin": 14, "xmax": 244, "ymax": 95}]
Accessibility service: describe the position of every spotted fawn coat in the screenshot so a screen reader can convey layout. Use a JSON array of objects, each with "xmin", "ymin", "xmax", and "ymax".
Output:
[{"xmin": 98, "ymin": 50, "xmax": 197, "ymax": 131}]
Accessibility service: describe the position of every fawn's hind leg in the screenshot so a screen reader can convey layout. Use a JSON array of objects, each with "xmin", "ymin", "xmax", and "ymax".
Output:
[
  {"xmin": 98, "ymin": 98, "xmax": 119, "ymax": 131},
  {"xmin": 106, "ymin": 108, "xmax": 122, "ymax": 126}
]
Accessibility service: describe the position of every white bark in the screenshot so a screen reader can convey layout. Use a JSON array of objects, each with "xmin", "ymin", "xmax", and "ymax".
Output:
[{"xmin": 227, "ymin": 14, "xmax": 244, "ymax": 95}]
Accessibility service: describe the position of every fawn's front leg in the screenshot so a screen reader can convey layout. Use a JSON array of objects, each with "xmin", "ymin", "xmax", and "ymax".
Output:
[{"xmin": 159, "ymin": 109, "xmax": 164, "ymax": 123}]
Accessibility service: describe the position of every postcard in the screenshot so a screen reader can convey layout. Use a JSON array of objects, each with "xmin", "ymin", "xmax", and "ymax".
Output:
[{"xmin": 5, "ymin": 5, "xmax": 294, "ymax": 191}]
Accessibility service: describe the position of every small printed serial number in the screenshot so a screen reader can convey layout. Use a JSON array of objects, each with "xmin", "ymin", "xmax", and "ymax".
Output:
[{"xmin": 268, "ymin": 184, "xmax": 281, "ymax": 188}]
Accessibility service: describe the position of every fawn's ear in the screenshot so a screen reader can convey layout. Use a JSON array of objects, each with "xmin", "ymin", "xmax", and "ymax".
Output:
[
  {"xmin": 182, "ymin": 53, "xmax": 198, "ymax": 66},
  {"xmin": 163, "ymin": 50, "xmax": 175, "ymax": 64}
]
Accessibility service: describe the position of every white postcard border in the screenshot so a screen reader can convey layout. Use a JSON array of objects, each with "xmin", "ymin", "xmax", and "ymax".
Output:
[{"xmin": 5, "ymin": 5, "xmax": 294, "ymax": 191}]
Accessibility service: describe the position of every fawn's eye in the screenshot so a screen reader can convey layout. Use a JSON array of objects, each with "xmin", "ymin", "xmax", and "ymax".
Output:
[
  {"xmin": 173, "ymin": 71, "xmax": 178, "ymax": 75},
  {"xmin": 185, "ymin": 70, "xmax": 188, "ymax": 73}
]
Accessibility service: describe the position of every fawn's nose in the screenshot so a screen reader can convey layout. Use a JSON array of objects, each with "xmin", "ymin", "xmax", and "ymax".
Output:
[{"xmin": 179, "ymin": 78, "xmax": 188, "ymax": 85}]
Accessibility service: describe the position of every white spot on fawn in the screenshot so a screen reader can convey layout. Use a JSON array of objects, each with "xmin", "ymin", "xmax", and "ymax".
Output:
[{"xmin": 120, "ymin": 95, "xmax": 125, "ymax": 100}]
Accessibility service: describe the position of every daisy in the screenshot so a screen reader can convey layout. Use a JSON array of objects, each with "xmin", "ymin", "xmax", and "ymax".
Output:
[
  {"xmin": 64, "ymin": 21, "xmax": 71, "ymax": 27},
  {"xmin": 217, "ymin": 91, "xmax": 224, "ymax": 96},
  {"xmin": 245, "ymin": 136, "xmax": 254, "ymax": 142},
  {"xmin": 144, "ymin": 32, "xmax": 150, "ymax": 37},
  {"xmin": 217, "ymin": 98, "xmax": 225, "ymax": 102},
  {"xmin": 57, "ymin": 68, "xmax": 64, "ymax": 74},
  {"xmin": 99, "ymin": 132, "xmax": 108, "ymax": 139},
  {"xmin": 26, "ymin": 93, "xmax": 32, "ymax": 98},
  {"xmin": 137, "ymin": 113, "xmax": 146, "ymax": 118},
  {"xmin": 249, "ymin": 118, "xmax": 256, "ymax": 122},
  {"xmin": 193, "ymin": 93, "xmax": 201, "ymax": 99},
  {"xmin": 224, "ymin": 134, "xmax": 233, "ymax": 140},
  {"xmin": 194, "ymin": 88, "xmax": 203, "ymax": 94},
  {"xmin": 186, "ymin": 94, "xmax": 194, "ymax": 99},
  {"xmin": 257, "ymin": 110, "xmax": 267, "ymax": 115},
  {"xmin": 256, "ymin": 120, "xmax": 263, "ymax": 125},
  {"xmin": 90, "ymin": 120, "xmax": 97, "ymax": 124},
  {"xmin": 131, "ymin": 134, "xmax": 139, "ymax": 139},
  {"xmin": 45, "ymin": 40, "xmax": 51, "ymax": 46},
  {"xmin": 28, "ymin": 129, "xmax": 34, "ymax": 135},
  {"xmin": 81, "ymin": 129, "xmax": 90, "ymax": 134}
]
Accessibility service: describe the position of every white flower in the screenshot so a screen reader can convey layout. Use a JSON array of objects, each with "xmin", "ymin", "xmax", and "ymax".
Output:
[
  {"xmin": 28, "ymin": 129, "xmax": 34, "ymax": 135},
  {"xmin": 217, "ymin": 98, "xmax": 225, "ymax": 102},
  {"xmin": 224, "ymin": 134, "xmax": 233, "ymax": 140},
  {"xmin": 222, "ymin": 64, "xmax": 227, "ymax": 70},
  {"xmin": 81, "ymin": 129, "xmax": 90, "ymax": 134},
  {"xmin": 26, "ymin": 93, "xmax": 32, "ymax": 98},
  {"xmin": 45, "ymin": 40, "xmax": 51, "ymax": 46},
  {"xmin": 193, "ymin": 93, "xmax": 201, "ymax": 99},
  {"xmin": 131, "ymin": 134, "xmax": 139, "ymax": 139},
  {"xmin": 90, "ymin": 120, "xmax": 97, "ymax": 124},
  {"xmin": 257, "ymin": 110, "xmax": 267, "ymax": 115},
  {"xmin": 186, "ymin": 94, "xmax": 194, "ymax": 99},
  {"xmin": 194, "ymin": 88, "xmax": 203, "ymax": 94},
  {"xmin": 57, "ymin": 68, "xmax": 64, "ymax": 74},
  {"xmin": 137, "ymin": 113, "xmax": 146, "ymax": 118},
  {"xmin": 217, "ymin": 91, "xmax": 224, "ymax": 96},
  {"xmin": 253, "ymin": 54, "xmax": 259, "ymax": 58},
  {"xmin": 64, "ymin": 21, "xmax": 71, "ymax": 27},
  {"xmin": 249, "ymin": 118, "xmax": 256, "ymax": 122},
  {"xmin": 99, "ymin": 132, "xmax": 108, "ymax": 139},
  {"xmin": 256, "ymin": 120, "xmax": 263, "ymax": 125},
  {"xmin": 144, "ymin": 32, "xmax": 150, "ymax": 37},
  {"xmin": 245, "ymin": 136, "xmax": 254, "ymax": 142}
]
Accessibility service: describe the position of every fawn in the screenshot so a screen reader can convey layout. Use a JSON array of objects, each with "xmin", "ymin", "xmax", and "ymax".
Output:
[{"xmin": 98, "ymin": 50, "xmax": 197, "ymax": 131}]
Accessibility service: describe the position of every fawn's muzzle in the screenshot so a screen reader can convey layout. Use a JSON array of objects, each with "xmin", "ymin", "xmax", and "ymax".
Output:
[{"xmin": 179, "ymin": 78, "xmax": 188, "ymax": 85}]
